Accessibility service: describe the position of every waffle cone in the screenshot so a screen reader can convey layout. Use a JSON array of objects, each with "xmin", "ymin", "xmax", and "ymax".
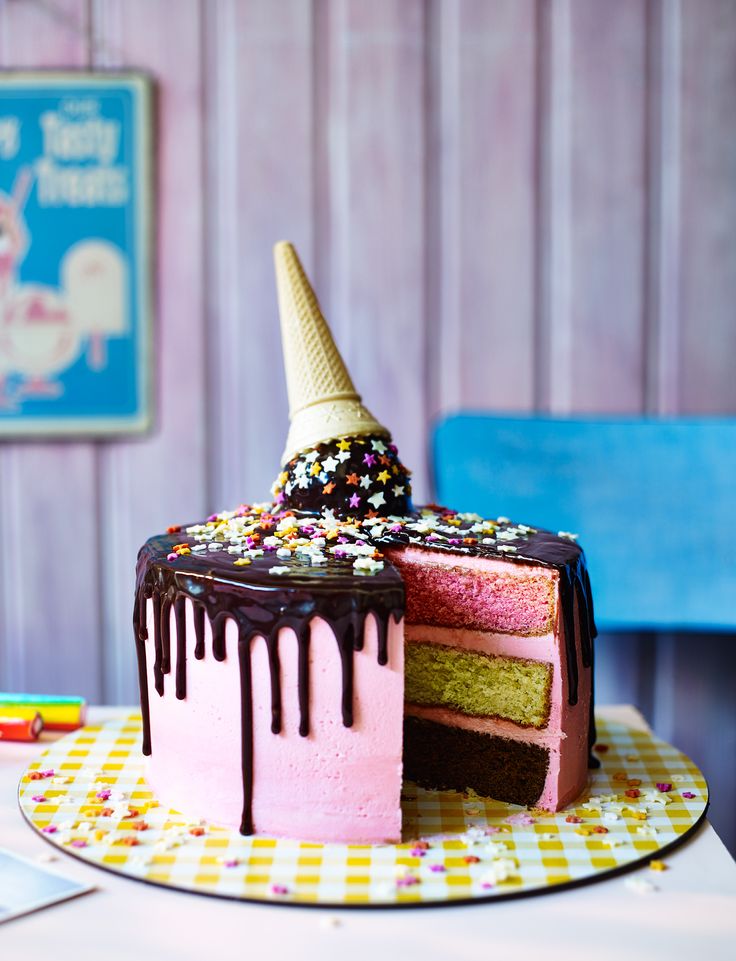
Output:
[{"xmin": 274, "ymin": 241, "xmax": 388, "ymax": 462}]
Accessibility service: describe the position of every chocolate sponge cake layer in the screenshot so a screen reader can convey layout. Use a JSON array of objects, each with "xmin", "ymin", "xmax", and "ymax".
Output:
[{"xmin": 403, "ymin": 715, "xmax": 549, "ymax": 808}]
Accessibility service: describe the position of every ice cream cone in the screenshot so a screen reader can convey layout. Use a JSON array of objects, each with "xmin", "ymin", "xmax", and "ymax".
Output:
[{"xmin": 274, "ymin": 241, "xmax": 389, "ymax": 462}]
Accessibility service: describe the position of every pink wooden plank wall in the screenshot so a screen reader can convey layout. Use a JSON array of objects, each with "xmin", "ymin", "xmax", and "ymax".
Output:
[{"xmin": 0, "ymin": 0, "xmax": 734, "ymax": 847}]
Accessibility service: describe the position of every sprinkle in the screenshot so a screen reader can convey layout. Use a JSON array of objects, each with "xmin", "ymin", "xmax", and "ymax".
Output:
[
  {"xmin": 70, "ymin": 839, "xmax": 88, "ymax": 849},
  {"xmin": 271, "ymin": 884, "xmax": 289, "ymax": 896},
  {"xmin": 396, "ymin": 875, "xmax": 420, "ymax": 888},
  {"xmin": 627, "ymin": 778, "xmax": 642, "ymax": 786},
  {"xmin": 31, "ymin": 795, "xmax": 48, "ymax": 803},
  {"xmin": 223, "ymin": 858, "xmax": 240, "ymax": 868},
  {"xmin": 625, "ymin": 789, "xmax": 641, "ymax": 799},
  {"xmin": 345, "ymin": 473, "xmax": 360, "ymax": 486},
  {"xmin": 558, "ymin": 531, "xmax": 579, "ymax": 541},
  {"xmin": 649, "ymin": 860, "xmax": 667, "ymax": 872},
  {"xmin": 41, "ymin": 825, "xmax": 57, "ymax": 834},
  {"xmin": 565, "ymin": 815, "xmax": 583, "ymax": 824},
  {"xmin": 682, "ymin": 792, "xmax": 696, "ymax": 799},
  {"xmin": 269, "ymin": 565, "xmax": 290, "ymax": 575},
  {"xmin": 592, "ymin": 825, "xmax": 609, "ymax": 834},
  {"xmin": 410, "ymin": 847, "xmax": 426, "ymax": 858},
  {"xmin": 363, "ymin": 453, "xmax": 376, "ymax": 467},
  {"xmin": 656, "ymin": 783, "xmax": 672, "ymax": 793},
  {"xmin": 613, "ymin": 772, "xmax": 628, "ymax": 782},
  {"xmin": 96, "ymin": 789, "xmax": 111, "ymax": 801},
  {"xmin": 189, "ymin": 826, "xmax": 206, "ymax": 837},
  {"xmin": 428, "ymin": 863, "xmax": 446, "ymax": 873},
  {"xmin": 505, "ymin": 812, "xmax": 536, "ymax": 826},
  {"xmin": 115, "ymin": 836, "xmax": 140, "ymax": 847},
  {"xmin": 626, "ymin": 877, "xmax": 658, "ymax": 895},
  {"xmin": 463, "ymin": 855, "xmax": 481, "ymax": 864},
  {"xmin": 167, "ymin": 553, "xmax": 178, "ymax": 561},
  {"xmin": 234, "ymin": 558, "xmax": 251, "ymax": 566}
]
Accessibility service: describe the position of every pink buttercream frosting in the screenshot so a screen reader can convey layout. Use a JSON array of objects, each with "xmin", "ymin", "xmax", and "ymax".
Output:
[{"xmin": 144, "ymin": 599, "xmax": 404, "ymax": 843}]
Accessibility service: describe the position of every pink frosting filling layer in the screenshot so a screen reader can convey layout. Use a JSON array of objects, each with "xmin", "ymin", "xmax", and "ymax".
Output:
[{"xmin": 144, "ymin": 599, "xmax": 404, "ymax": 843}]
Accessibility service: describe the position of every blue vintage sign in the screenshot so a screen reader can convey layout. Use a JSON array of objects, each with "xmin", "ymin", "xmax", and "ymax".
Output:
[{"xmin": 0, "ymin": 73, "xmax": 152, "ymax": 435}]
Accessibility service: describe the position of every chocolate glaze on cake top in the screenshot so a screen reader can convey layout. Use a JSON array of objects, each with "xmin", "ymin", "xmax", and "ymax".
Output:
[{"xmin": 134, "ymin": 436, "xmax": 598, "ymax": 836}]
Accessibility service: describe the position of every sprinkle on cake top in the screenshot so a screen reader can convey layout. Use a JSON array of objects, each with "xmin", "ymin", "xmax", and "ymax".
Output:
[
  {"xmin": 164, "ymin": 495, "xmax": 582, "ymax": 581},
  {"xmin": 271, "ymin": 433, "xmax": 413, "ymax": 518}
]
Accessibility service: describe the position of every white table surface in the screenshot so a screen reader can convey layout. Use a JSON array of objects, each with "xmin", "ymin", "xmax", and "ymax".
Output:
[{"xmin": 1, "ymin": 705, "xmax": 735, "ymax": 960}]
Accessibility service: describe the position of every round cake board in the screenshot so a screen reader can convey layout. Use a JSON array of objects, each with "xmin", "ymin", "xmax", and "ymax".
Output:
[{"xmin": 18, "ymin": 714, "xmax": 708, "ymax": 908}]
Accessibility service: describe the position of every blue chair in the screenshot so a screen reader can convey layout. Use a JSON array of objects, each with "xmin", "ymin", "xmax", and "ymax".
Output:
[{"xmin": 432, "ymin": 414, "xmax": 736, "ymax": 632}]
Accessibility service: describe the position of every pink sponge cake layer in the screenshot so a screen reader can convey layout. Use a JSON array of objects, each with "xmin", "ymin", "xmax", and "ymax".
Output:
[{"xmin": 385, "ymin": 549, "xmax": 558, "ymax": 635}]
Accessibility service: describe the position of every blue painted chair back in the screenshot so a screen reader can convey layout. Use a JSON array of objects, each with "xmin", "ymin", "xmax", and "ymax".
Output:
[{"xmin": 432, "ymin": 414, "xmax": 736, "ymax": 632}]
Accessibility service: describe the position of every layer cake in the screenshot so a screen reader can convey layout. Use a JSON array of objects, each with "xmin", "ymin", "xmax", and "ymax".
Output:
[{"xmin": 134, "ymin": 242, "xmax": 597, "ymax": 843}]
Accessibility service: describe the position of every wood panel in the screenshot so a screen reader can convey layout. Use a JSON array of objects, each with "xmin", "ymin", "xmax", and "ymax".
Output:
[
  {"xmin": 324, "ymin": 0, "xmax": 429, "ymax": 498},
  {"xmin": 541, "ymin": 0, "xmax": 648, "ymax": 413},
  {"xmin": 678, "ymin": 0, "xmax": 736, "ymax": 412},
  {"xmin": 205, "ymin": 0, "xmax": 314, "ymax": 510},
  {"xmin": 92, "ymin": 0, "xmax": 207, "ymax": 703},
  {"xmin": 0, "ymin": 0, "xmax": 102, "ymax": 699},
  {"xmin": 428, "ymin": 0, "xmax": 537, "ymax": 415}
]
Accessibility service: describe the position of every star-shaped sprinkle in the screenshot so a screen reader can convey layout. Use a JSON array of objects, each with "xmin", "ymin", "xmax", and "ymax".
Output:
[
  {"xmin": 359, "ymin": 475, "xmax": 371, "ymax": 489},
  {"xmin": 346, "ymin": 472, "xmax": 360, "ymax": 486},
  {"xmin": 322, "ymin": 456, "xmax": 339, "ymax": 473},
  {"xmin": 336, "ymin": 439, "xmax": 351, "ymax": 451},
  {"xmin": 363, "ymin": 453, "xmax": 376, "ymax": 467},
  {"xmin": 309, "ymin": 462, "xmax": 322, "ymax": 477},
  {"xmin": 336, "ymin": 450, "xmax": 351, "ymax": 463},
  {"xmin": 322, "ymin": 481, "xmax": 336, "ymax": 495},
  {"xmin": 378, "ymin": 454, "xmax": 390, "ymax": 466},
  {"xmin": 370, "ymin": 439, "xmax": 387, "ymax": 453},
  {"xmin": 393, "ymin": 485, "xmax": 404, "ymax": 496},
  {"xmin": 368, "ymin": 491, "xmax": 386, "ymax": 509},
  {"xmin": 377, "ymin": 470, "xmax": 391, "ymax": 484},
  {"xmin": 349, "ymin": 493, "xmax": 361, "ymax": 509}
]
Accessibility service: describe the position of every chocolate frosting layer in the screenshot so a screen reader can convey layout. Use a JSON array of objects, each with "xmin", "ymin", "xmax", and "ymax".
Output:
[{"xmin": 134, "ymin": 502, "xmax": 597, "ymax": 835}]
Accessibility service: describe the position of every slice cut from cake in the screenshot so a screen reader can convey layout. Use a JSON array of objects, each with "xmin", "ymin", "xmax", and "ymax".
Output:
[
  {"xmin": 133, "ymin": 242, "xmax": 597, "ymax": 843},
  {"xmin": 385, "ymin": 539, "xmax": 595, "ymax": 810}
]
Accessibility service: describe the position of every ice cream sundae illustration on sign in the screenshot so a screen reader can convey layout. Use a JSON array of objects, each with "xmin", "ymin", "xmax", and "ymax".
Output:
[{"xmin": 0, "ymin": 73, "xmax": 152, "ymax": 436}]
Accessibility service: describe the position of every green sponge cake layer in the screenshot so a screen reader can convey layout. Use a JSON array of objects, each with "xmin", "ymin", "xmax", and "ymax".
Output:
[{"xmin": 405, "ymin": 641, "xmax": 552, "ymax": 729}]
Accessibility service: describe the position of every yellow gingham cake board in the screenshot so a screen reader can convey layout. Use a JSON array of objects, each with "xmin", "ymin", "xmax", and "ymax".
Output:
[{"xmin": 18, "ymin": 714, "xmax": 708, "ymax": 906}]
